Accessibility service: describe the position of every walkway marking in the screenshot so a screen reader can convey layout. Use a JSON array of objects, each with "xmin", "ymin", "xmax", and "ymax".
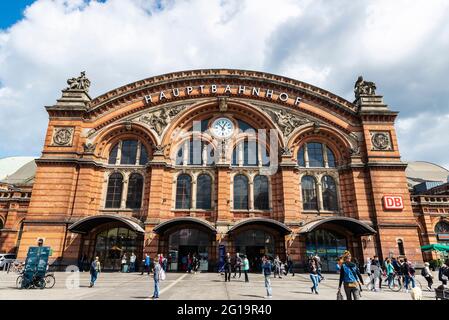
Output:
[{"xmin": 145, "ymin": 273, "xmax": 188, "ymax": 300}]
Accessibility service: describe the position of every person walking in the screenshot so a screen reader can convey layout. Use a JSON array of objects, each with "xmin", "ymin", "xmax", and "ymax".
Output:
[
  {"xmin": 233, "ymin": 253, "xmax": 242, "ymax": 279},
  {"xmin": 89, "ymin": 256, "xmax": 101, "ymax": 288},
  {"xmin": 274, "ymin": 255, "xmax": 282, "ymax": 279},
  {"xmin": 371, "ymin": 255, "xmax": 382, "ymax": 290},
  {"xmin": 224, "ymin": 252, "xmax": 232, "ymax": 282},
  {"xmin": 313, "ymin": 254, "xmax": 324, "ymax": 281},
  {"xmin": 402, "ymin": 257, "xmax": 416, "ymax": 293},
  {"xmin": 365, "ymin": 257, "xmax": 372, "ymax": 275},
  {"xmin": 242, "ymin": 255, "xmax": 250, "ymax": 282},
  {"xmin": 162, "ymin": 255, "xmax": 168, "ymax": 272},
  {"xmin": 141, "ymin": 253, "xmax": 150, "ymax": 275},
  {"xmin": 286, "ymin": 254, "xmax": 295, "ymax": 276},
  {"xmin": 262, "ymin": 256, "xmax": 273, "ymax": 298},
  {"xmin": 192, "ymin": 254, "xmax": 199, "ymax": 274},
  {"xmin": 152, "ymin": 255, "xmax": 162, "ymax": 299},
  {"xmin": 129, "ymin": 252, "xmax": 136, "ymax": 272},
  {"xmin": 438, "ymin": 259, "xmax": 449, "ymax": 286},
  {"xmin": 338, "ymin": 252, "xmax": 364, "ymax": 300},
  {"xmin": 385, "ymin": 258, "xmax": 395, "ymax": 288},
  {"xmin": 336, "ymin": 256, "xmax": 343, "ymax": 274},
  {"xmin": 421, "ymin": 262, "xmax": 433, "ymax": 290},
  {"xmin": 187, "ymin": 253, "xmax": 192, "ymax": 273},
  {"xmin": 309, "ymin": 259, "xmax": 319, "ymax": 294}
]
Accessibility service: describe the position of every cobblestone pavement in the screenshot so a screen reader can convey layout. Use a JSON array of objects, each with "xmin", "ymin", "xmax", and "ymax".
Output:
[{"xmin": 0, "ymin": 270, "xmax": 439, "ymax": 300}]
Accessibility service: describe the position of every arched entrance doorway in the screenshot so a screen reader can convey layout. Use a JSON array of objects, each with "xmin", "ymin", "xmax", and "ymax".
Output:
[
  {"xmin": 228, "ymin": 218, "xmax": 292, "ymax": 272},
  {"xmin": 69, "ymin": 215, "xmax": 145, "ymax": 271},
  {"xmin": 153, "ymin": 217, "xmax": 217, "ymax": 272},
  {"xmin": 305, "ymin": 229, "xmax": 347, "ymax": 272},
  {"xmin": 234, "ymin": 229, "xmax": 275, "ymax": 272},
  {"xmin": 299, "ymin": 216, "xmax": 376, "ymax": 272}
]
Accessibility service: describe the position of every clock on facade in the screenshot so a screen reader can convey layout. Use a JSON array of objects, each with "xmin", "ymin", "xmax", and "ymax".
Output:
[{"xmin": 211, "ymin": 117, "xmax": 234, "ymax": 138}]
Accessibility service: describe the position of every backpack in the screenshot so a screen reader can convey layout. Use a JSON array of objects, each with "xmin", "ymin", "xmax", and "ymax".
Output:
[{"xmin": 421, "ymin": 268, "xmax": 427, "ymax": 277}]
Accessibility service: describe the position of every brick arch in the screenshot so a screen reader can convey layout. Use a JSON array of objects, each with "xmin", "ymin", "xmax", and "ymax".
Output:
[
  {"xmin": 94, "ymin": 122, "xmax": 157, "ymax": 161},
  {"xmin": 288, "ymin": 124, "xmax": 353, "ymax": 166}
]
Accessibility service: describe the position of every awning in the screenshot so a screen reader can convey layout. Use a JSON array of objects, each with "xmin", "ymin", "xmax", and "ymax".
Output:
[
  {"xmin": 298, "ymin": 217, "xmax": 376, "ymax": 236},
  {"xmin": 152, "ymin": 217, "xmax": 216, "ymax": 234},
  {"xmin": 68, "ymin": 214, "xmax": 145, "ymax": 234},
  {"xmin": 227, "ymin": 218, "xmax": 292, "ymax": 235},
  {"xmin": 421, "ymin": 244, "xmax": 449, "ymax": 252}
]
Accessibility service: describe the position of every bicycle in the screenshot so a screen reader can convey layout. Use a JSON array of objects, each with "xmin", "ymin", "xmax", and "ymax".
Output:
[
  {"xmin": 44, "ymin": 273, "xmax": 56, "ymax": 288},
  {"xmin": 16, "ymin": 272, "xmax": 46, "ymax": 289}
]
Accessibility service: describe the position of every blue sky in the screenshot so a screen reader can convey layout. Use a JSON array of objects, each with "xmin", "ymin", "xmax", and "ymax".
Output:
[
  {"xmin": 0, "ymin": 0, "xmax": 449, "ymax": 169},
  {"xmin": 0, "ymin": 0, "xmax": 36, "ymax": 29}
]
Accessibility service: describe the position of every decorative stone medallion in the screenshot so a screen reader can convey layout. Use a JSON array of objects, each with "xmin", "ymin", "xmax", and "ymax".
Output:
[
  {"xmin": 52, "ymin": 127, "xmax": 74, "ymax": 146},
  {"xmin": 370, "ymin": 131, "xmax": 392, "ymax": 151}
]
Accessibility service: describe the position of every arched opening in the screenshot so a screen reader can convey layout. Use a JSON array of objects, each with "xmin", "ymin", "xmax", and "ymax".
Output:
[
  {"xmin": 305, "ymin": 229, "xmax": 347, "ymax": 272},
  {"xmin": 397, "ymin": 239, "xmax": 405, "ymax": 256}
]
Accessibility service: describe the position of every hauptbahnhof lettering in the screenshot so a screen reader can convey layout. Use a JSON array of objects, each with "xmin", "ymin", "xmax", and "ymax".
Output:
[{"xmin": 1, "ymin": 69, "xmax": 448, "ymax": 272}]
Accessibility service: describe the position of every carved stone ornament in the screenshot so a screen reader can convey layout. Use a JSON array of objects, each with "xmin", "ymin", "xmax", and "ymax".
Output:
[
  {"xmin": 265, "ymin": 107, "xmax": 310, "ymax": 137},
  {"xmin": 218, "ymin": 97, "xmax": 228, "ymax": 112},
  {"xmin": 139, "ymin": 105, "xmax": 186, "ymax": 136},
  {"xmin": 354, "ymin": 76, "xmax": 376, "ymax": 100},
  {"xmin": 52, "ymin": 127, "xmax": 74, "ymax": 146},
  {"xmin": 281, "ymin": 147, "xmax": 292, "ymax": 156},
  {"xmin": 83, "ymin": 142, "xmax": 96, "ymax": 153},
  {"xmin": 66, "ymin": 71, "xmax": 91, "ymax": 92},
  {"xmin": 154, "ymin": 144, "xmax": 166, "ymax": 155},
  {"xmin": 371, "ymin": 132, "xmax": 392, "ymax": 151}
]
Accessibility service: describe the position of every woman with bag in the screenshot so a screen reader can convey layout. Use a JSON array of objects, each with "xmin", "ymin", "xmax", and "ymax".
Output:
[
  {"xmin": 338, "ymin": 251, "xmax": 364, "ymax": 300},
  {"xmin": 438, "ymin": 259, "xmax": 449, "ymax": 286},
  {"xmin": 421, "ymin": 262, "xmax": 433, "ymax": 290},
  {"xmin": 309, "ymin": 259, "xmax": 319, "ymax": 294},
  {"xmin": 89, "ymin": 256, "xmax": 101, "ymax": 288}
]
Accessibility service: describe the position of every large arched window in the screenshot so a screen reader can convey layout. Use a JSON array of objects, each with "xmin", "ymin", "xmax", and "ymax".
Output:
[
  {"xmin": 105, "ymin": 173, "xmax": 124, "ymax": 208},
  {"xmin": 108, "ymin": 140, "xmax": 149, "ymax": 165},
  {"xmin": 232, "ymin": 140, "xmax": 270, "ymax": 166},
  {"xmin": 301, "ymin": 175, "xmax": 318, "ymax": 211},
  {"xmin": 322, "ymin": 175, "xmax": 338, "ymax": 211},
  {"xmin": 175, "ymin": 139, "xmax": 215, "ymax": 165},
  {"xmin": 126, "ymin": 173, "xmax": 144, "ymax": 209},
  {"xmin": 435, "ymin": 221, "xmax": 449, "ymax": 243},
  {"xmin": 233, "ymin": 175, "xmax": 249, "ymax": 210},
  {"xmin": 176, "ymin": 174, "xmax": 192, "ymax": 209},
  {"xmin": 196, "ymin": 174, "xmax": 212, "ymax": 210},
  {"xmin": 254, "ymin": 175, "xmax": 269, "ymax": 210},
  {"xmin": 297, "ymin": 142, "xmax": 336, "ymax": 168}
]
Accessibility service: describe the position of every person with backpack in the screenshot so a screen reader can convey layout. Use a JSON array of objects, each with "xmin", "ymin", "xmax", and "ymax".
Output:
[
  {"xmin": 313, "ymin": 253, "xmax": 324, "ymax": 281},
  {"xmin": 152, "ymin": 255, "xmax": 162, "ymax": 299},
  {"xmin": 402, "ymin": 257, "xmax": 416, "ymax": 293},
  {"xmin": 233, "ymin": 253, "xmax": 242, "ymax": 279},
  {"xmin": 261, "ymin": 255, "xmax": 273, "ymax": 298},
  {"xmin": 89, "ymin": 256, "xmax": 101, "ymax": 288},
  {"xmin": 421, "ymin": 262, "xmax": 433, "ymax": 290},
  {"xmin": 309, "ymin": 259, "xmax": 319, "ymax": 294},
  {"xmin": 242, "ymin": 255, "xmax": 250, "ymax": 282},
  {"xmin": 338, "ymin": 251, "xmax": 364, "ymax": 300}
]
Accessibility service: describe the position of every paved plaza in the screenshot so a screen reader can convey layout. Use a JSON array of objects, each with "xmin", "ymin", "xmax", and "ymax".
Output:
[{"xmin": 0, "ymin": 270, "xmax": 439, "ymax": 300}]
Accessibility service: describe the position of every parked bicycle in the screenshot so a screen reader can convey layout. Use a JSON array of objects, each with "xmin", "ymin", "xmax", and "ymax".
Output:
[
  {"xmin": 365, "ymin": 272, "xmax": 424, "ymax": 292},
  {"xmin": 16, "ymin": 272, "xmax": 46, "ymax": 289}
]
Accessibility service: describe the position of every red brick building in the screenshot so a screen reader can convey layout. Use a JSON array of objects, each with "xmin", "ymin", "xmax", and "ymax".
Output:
[{"xmin": 0, "ymin": 69, "xmax": 430, "ymax": 271}]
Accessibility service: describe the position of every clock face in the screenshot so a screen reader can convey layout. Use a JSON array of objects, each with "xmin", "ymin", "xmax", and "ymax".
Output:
[{"xmin": 211, "ymin": 118, "xmax": 234, "ymax": 138}]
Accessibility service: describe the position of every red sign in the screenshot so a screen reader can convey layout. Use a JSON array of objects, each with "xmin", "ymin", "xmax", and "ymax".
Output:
[
  {"xmin": 383, "ymin": 195, "xmax": 404, "ymax": 210},
  {"xmin": 437, "ymin": 234, "xmax": 449, "ymax": 241}
]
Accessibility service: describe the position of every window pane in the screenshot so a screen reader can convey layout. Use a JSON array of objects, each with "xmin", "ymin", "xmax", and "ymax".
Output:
[
  {"xmin": 109, "ymin": 143, "xmax": 119, "ymax": 164},
  {"xmin": 301, "ymin": 176, "xmax": 317, "ymax": 210},
  {"xmin": 196, "ymin": 174, "xmax": 212, "ymax": 209},
  {"xmin": 105, "ymin": 173, "xmax": 123, "ymax": 208},
  {"xmin": 308, "ymin": 142, "xmax": 324, "ymax": 167},
  {"xmin": 327, "ymin": 147, "xmax": 336, "ymax": 168},
  {"xmin": 176, "ymin": 145, "xmax": 184, "ymax": 165},
  {"xmin": 254, "ymin": 175, "xmax": 269, "ymax": 210},
  {"xmin": 233, "ymin": 175, "xmax": 248, "ymax": 210},
  {"xmin": 176, "ymin": 174, "xmax": 192, "ymax": 209},
  {"xmin": 126, "ymin": 173, "xmax": 144, "ymax": 209},
  {"xmin": 322, "ymin": 175, "xmax": 338, "ymax": 211},
  {"xmin": 121, "ymin": 140, "xmax": 138, "ymax": 165},
  {"xmin": 298, "ymin": 146, "xmax": 305, "ymax": 167},
  {"xmin": 139, "ymin": 145, "xmax": 148, "ymax": 165}
]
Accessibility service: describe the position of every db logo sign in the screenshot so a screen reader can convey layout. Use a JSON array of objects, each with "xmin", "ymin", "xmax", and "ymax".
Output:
[{"xmin": 383, "ymin": 195, "xmax": 404, "ymax": 210}]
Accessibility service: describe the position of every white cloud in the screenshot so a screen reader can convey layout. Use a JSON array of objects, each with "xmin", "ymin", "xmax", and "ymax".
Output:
[{"xmin": 0, "ymin": 0, "xmax": 448, "ymax": 169}]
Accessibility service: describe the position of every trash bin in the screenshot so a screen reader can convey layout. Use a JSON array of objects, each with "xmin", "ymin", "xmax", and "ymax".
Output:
[{"xmin": 123, "ymin": 264, "xmax": 128, "ymax": 273}]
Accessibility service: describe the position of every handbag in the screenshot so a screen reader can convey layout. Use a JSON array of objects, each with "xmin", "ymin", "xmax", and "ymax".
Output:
[{"xmin": 337, "ymin": 290, "xmax": 344, "ymax": 300}]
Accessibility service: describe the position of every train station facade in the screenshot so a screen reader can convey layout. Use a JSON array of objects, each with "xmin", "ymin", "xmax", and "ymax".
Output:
[{"xmin": 0, "ymin": 69, "xmax": 427, "ymax": 271}]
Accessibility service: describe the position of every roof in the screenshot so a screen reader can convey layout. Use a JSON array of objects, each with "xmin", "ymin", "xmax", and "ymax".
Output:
[
  {"xmin": 0, "ymin": 158, "xmax": 37, "ymax": 186},
  {"xmin": 406, "ymin": 161, "xmax": 449, "ymax": 187},
  {"xmin": 0, "ymin": 157, "xmax": 36, "ymax": 181}
]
